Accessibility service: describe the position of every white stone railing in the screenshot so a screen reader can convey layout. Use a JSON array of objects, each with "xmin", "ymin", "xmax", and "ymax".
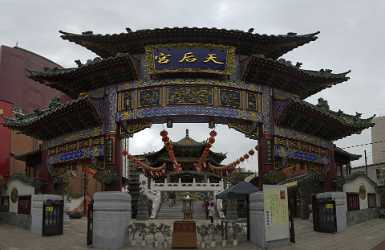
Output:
[{"xmin": 150, "ymin": 178, "xmax": 224, "ymax": 192}]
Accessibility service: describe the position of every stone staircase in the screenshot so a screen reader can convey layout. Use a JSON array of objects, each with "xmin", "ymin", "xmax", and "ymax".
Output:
[
  {"xmin": 156, "ymin": 200, "xmax": 210, "ymax": 220},
  {"xmin": 157, "ymin": 201, "xmax": 184, "ymax": 219}
]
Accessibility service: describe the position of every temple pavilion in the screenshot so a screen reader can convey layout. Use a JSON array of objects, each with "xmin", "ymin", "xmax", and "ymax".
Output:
[{"xmin": 2, "ymin": 27, "xmax": 375, "ymax": 219}]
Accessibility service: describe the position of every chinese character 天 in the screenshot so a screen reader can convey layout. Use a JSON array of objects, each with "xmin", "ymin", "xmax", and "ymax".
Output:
[{"xmin": 203, "ymin": 54, "xmax": 224, "ymax": 64}]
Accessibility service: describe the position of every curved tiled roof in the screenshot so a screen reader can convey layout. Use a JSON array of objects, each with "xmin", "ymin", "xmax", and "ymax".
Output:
[
  {"xmin": 242, "ymin": 55, "xmax": 350, "ymax": 99},
  {"xmin": 28, "ymin": 53, "xmax": 138, "ymax": 98},
  {"xmin": 275, "ymin": 98, "xmax": 375, "ymax": 140},
  {"xmin": 5, "ymin": 96, "xmax": 101, "ymax": 140},
  {"xmin": 59, "ymin": 27, "xmax": 319, "ymax": 58}
]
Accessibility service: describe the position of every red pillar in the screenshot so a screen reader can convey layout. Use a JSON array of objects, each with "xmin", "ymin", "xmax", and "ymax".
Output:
[
  {"xmin": 324, "ymin": 145, "xmax": 337, "ymax": 192},
  {"xmin": 115, "ymin": 126, "xmax": 123, "ymax": 191},
  {"xmin": 258, "ymin": 124, "xmax": 274, "ymax": 187},
  {"xmin": 39, "ymin": 150, "xmax": 54, "ymax": 193}
]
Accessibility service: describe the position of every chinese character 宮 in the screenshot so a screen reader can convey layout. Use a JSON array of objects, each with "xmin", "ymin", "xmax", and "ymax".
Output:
[
  {"xmin": 155, "ymin": 52, "xmax": 171, "ymax": 64},
  {"xmin": 179, "ymin": 52, "xmax": 198, "ymax": 63},
  {"xmin": 203, "ymin": 54, "xmax": 224, "ymax": 64}
]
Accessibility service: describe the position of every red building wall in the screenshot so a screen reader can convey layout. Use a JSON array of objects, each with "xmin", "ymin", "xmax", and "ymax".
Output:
[
  {"xmin": 0, "ymin": 45, "xmax": 66, "ymax": 183},
  {"xmin": 0, "ymin": 45, "xmax": 64, "ymax": 113},
  {"xmin": 0, "ymin": 100, "xmax": 12, "ymax": 180}
]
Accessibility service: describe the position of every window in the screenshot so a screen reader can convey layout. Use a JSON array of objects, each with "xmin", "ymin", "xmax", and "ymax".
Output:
[
  {"xmin": 376, "ymin": 168, "xmax": 385, "ymax": 186},
  {"xmin": 17, "ymin": 196, "xmax": 31, "ymax": 215},
  {"xmin": 368, "ymin": 193, "xmax": 377, "ymax": 208},
  {"xmin": 347, "ymin": 192, "xmax": 360, "ymax": 211}
]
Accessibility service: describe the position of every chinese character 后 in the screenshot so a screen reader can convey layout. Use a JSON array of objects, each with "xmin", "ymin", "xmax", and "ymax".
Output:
[
  {"xmin": 179, "ymin": 52, "xmax": 198, "ymax": 63},
  {"xmin": 203, "ymin": 53, "xmax": 224, "ymax": 64},
  {"xmin": 155, "ymin": 52, "xmax": 171, "ymax": 64}
]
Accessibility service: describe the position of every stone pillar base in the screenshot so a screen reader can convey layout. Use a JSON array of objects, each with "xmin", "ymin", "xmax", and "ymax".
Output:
[{"xmin": 93, "ymin": 192, "xmax": 131, "ymax": 250}]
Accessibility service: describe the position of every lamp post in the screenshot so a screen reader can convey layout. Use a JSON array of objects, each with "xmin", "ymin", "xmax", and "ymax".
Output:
[{"xmin": 183, "ymin": 194, "xmax": 193, "ymax": 220}]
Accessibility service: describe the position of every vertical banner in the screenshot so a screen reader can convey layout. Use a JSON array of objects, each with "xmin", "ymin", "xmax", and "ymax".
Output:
[{"xmin": 263, "ymin": 184, "xmax": 289, "ymax": 241}]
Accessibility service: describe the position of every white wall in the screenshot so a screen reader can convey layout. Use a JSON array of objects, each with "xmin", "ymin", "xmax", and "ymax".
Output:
[
  {"xmin": 343, "ymin": 176, "xmax": 378, "ymax": 209},
  {"xmin": 6, "ymin": 179, "xmax": 35, "ymax": 213}
]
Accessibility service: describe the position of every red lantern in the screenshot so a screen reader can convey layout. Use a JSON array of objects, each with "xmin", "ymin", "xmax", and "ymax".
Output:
[
  {"xmin": 210, "ymin": 130, "xmax": 217, "ymax": 137},
  {"xmin": 160, "ymin": 130, "xmax": 168, "ymax": 137},
  {"xmin": 249, "ymin": 149, "xmax": 255, "ymax": 155},
  {"xmin": 236, "ymin": 160, "xmax": 241, "ymax": 164},
  {"xmin": 240, "ymin": 157, "xmax": 245, "ymax": 162},
  {"xmin": 208, "ymin": 137, "xmax": 215, "ymax": 144},
  {"xmin": 244, "ymin": 154, "xmax": 249, "ymax": 159}
]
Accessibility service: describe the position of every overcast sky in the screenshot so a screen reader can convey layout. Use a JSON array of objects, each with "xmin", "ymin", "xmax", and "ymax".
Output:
[{"xmin": 1, "ymin": 0, "xmax": 384, "ymax": 170}]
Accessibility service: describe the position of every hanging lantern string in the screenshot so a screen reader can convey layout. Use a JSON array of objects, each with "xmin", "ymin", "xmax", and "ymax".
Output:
[
  {"xmin": 195, "ymin": 130, "xmax": 217, "ymax": 172},
  {"xmin": 210, "ymin": 146, "xmax": 258, "ymax": 177},
  {"xmin": 122, "ymin": 150, "xmax": 166, "ymax": 176},
  {"xmin": 160, "ymin": 130, "xmax": 181, "ymax": 172}
]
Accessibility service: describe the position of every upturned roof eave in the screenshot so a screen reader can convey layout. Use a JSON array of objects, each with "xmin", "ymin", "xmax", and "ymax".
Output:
[{"xmin": 59, "ymin": 28, "xmax": 320, "ymax": 58}]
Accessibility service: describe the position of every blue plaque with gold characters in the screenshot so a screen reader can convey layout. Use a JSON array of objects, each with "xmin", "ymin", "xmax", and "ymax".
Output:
[{"xmin": 145, "ymin": 43, "xmax": 235, "ymax": 75}]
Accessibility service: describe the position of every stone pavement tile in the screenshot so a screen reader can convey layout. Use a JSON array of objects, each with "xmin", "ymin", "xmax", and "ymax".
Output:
[{"xmin": 1, "ymin": 218, "xmax": 385, "ymax": 250}]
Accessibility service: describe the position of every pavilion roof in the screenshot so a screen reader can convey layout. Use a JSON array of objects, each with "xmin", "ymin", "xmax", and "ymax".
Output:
[
  {"xmin": 275, "ymin": 98, "xmax": 375, "ymax": 141},
  {"xmin": 141, "ymin": 135, "xmax": 226, "ymax": 165},
  {"xmin": 335, "ymin": 147, "xmax": 361, "ymax": 162},
  {"xmin": 242, "ymin": 55, "xmax": 350, "ymax": 99},
  {"xmin": 4, "ymin": 96, "xmax": 101, "ymax": 140},
  {"xmin": 59, "ymin": 27, "xmax": 319, "ymax": 59},
  {"xmin": 28, "ymin": 53, "xmax": 138, "ymax": 98}
]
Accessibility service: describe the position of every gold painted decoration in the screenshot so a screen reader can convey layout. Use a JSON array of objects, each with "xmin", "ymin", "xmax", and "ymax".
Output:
[
  {"xmin": 220, "ymin": 88, "xmax": 241, "ymax": 109},
  {"xmin": 145, "ymin": 43, "xmax": 235, "ymax": 75},
  {"xmin": 168, "ymin": 86, "xmax": 213, "ymax": 105}
]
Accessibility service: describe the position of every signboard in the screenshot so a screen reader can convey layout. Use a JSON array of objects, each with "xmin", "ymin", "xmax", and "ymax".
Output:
[
  {"xmin": 263, "ymin": 185, "xmax": 289, "ymax": 241},
  {"xmin": 146, "ymin": 44, "xmax": 235, "ymax": 75},
  {"xmin": 274, "ymin": 136, "xmax": 329, "ymax": 165}
]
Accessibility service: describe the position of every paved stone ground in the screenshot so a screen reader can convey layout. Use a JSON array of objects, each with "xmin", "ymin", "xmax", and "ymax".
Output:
[{"xmin": 0, "ymin": 218, "xmax": 385, "ymax": 250}]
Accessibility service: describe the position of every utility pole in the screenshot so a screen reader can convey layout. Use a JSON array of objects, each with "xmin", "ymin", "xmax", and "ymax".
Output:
[{"xmin": 364, "ymin": 149, "xmax": 368, "ymax": 175}]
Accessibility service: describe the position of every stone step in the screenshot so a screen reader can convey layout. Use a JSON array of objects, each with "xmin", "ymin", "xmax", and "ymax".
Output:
[{"xmin": 156, "ymin": 200, "xmax": 214, "ymax": 219}]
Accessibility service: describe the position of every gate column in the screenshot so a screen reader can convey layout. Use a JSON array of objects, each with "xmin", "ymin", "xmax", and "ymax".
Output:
[
  {"xmin": 93, "ymin": 191, "xmax": 131, "ymax": 250},
  {"xmin": 31, "ymin": 194, "xmax": 62, "ymax": 235},
  {"xmin": 258, "ymin": 125, "xmax": 274, "ymax": 182}
]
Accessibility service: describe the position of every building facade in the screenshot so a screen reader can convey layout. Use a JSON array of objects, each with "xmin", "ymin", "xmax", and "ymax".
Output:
[
  {"xmin": 0, "ymin": 46, "xmax": 64, "ymax": 188},
  {"xmin": 372, "ymin": 116, "xmax": 385, "ymax": 164}
]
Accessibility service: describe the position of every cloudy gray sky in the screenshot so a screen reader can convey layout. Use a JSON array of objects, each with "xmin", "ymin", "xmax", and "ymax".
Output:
[{"xmin": 1, "ymin": 0, "xmax": 385, "ymax": 170}]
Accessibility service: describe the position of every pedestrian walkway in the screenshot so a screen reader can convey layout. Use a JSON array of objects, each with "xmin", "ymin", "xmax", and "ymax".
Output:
[
  {"xmin": 0, "ymin": 218, "xmax": 385, "ymax": 250},
  {"xmin": 274, "ymin": 218, "xmax": 385, "ymax": 250}
]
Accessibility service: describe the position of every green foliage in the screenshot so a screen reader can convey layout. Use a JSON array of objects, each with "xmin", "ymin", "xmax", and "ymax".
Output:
[{"xmin": 261, "ymin": 170, "xmax": 286, "ymax": 184}]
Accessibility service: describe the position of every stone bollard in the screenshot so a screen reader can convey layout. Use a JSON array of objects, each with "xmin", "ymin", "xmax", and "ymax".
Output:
[
  {"xmin": 31, "ymin": 194, "xmax": 62, "ymax": 235},
  {"xmin": 93, "ymin": 192, "xmax": 131, "ymax": 250},
  {"xmin": 63, "ymin": 198, "xmax": 71, "ymax": 224}
]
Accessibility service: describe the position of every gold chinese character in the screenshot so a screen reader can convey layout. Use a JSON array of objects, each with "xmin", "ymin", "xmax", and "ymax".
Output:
[
  {"xmin": 179, "ymin": 52, "xmax": 198, "ymax": 63},
  {"xmin": 203, "ymin": 54, "xmax": 224, "ymax": 64},
  {"xmin": 155, "ymin": 52, "xmax": 171, "ymax": 64}
]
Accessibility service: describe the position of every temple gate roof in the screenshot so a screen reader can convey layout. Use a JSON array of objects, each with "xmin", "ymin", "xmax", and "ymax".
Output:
[
  {"xmin": 275, "ymin": 98, "xmax": 375, "ymax": 141},
  {"xmin": 4, "ymin": 96, "xmax": 101, "ymax": 140},
  {"xmin": 242, "ymin": 55, "xmax": 350, "ymax": 99},
  {"xmin": 28, "ymin": 53, "xmax": 138, "ymax": 98},
  {"xmin": 59, "ymin": 27, "xmax": 319, "ymax": 59}
]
